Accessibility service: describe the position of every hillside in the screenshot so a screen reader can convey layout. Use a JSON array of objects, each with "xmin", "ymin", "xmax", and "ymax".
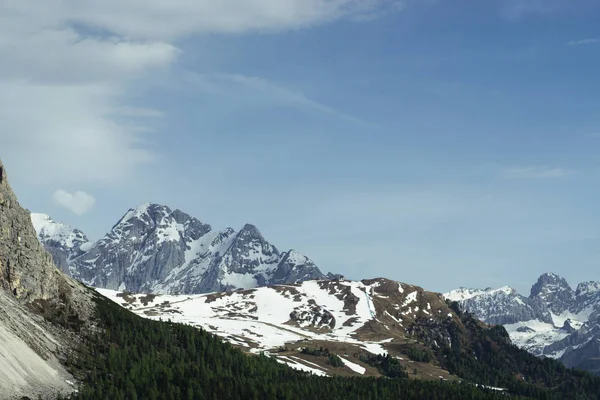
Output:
[
  {"xmin": 67, "ymin": 293, "xmax": 517, "ymax": 400},
  {"xmin": 98, "ymin": 277, "xmax": 600, "ymax": 399}
]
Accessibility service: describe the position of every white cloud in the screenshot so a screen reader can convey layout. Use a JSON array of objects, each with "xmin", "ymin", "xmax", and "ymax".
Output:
[
  {"xmin": 13, "ymin": 0, "xmax": 405, "ymax": 40},
  {"xmin": 52, "ymin": 190, "xmax": 96, "ymax": 215},
  {"xmin": 502, "ymin": 166, "xmax": 574, "ymax": 179},
  {"xmin": 568, "ymin": 38, "xmax": 600, "ymax": 46},
  {"xmin": 0, "ymin": 0, "xmax": 402, "ymax": 185}
]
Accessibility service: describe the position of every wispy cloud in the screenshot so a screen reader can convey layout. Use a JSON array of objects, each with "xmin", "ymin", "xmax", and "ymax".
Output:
[
  {"xmin": 568, "ymin": 38, "xmax": 600, "ymax": 46},
  {"xmin": 0, "ymin": 0, "xmax": 399, "ymax": 185},
  {"xmin": 502, "ymin": 166, "xmax": 574, "ymax": 179},
  {"xmin": 194, "ymin": 73, "xmax": 373, "ymax": 126}
]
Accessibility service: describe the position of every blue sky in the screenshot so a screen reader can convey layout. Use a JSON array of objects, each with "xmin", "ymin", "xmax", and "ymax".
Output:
[{"xmin": 2, "ymin": 0, "xmax": 600, "ymax": 294}]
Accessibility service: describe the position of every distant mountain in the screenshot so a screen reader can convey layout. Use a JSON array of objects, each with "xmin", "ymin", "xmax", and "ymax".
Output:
[
  {"xmin": 30, "ymin": 213, "xmax": 91, "ymax": 275},
  {"xmin": 445, "ymin": 272, "xmax": 600, "ymax": 374},
  {"xmin": 445, "ymin": 286, "xmax": 553, "ymax": 326},
  {"xmin": 33, "ymin": 203, "xmax": 328, "ymax": 294}
]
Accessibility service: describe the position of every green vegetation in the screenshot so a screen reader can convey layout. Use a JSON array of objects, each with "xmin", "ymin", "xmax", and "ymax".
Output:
[
  {"xmin": 404, "ymin": 346, "xmax": 434, "ymax": 363},
  {"xmin": 60, "ymin": 293, "xmax": 521, "ymax": 400},
  {"xmin": 300, "ymin": 346, "xmax": 330, "ymax": 357},
  {"xmin": 358, "ymin": 353, "xmax": 408, "ymax": 379},
  {"xmin": 328, "ymin": 354, "xmax": 344, "ymax": 368},
  {"xmin": 298, "ymin": 346, "xmax": 343, "ymax": 367}
]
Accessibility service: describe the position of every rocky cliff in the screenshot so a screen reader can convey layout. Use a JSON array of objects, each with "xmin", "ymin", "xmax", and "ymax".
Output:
[{"xmin": 0, "ymin": 159, "xmax": 93, "ymax": 399}]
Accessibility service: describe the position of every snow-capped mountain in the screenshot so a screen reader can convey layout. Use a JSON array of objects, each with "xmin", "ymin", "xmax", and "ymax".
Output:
[
  {"xmin": 30, "ymin": 213, "xmax": 91, "ymax": 274},
  {"xmin": 34, "ymin": 204, "xmax": 328, "ymax": 294},
  {"xmin": 445, "ymin": 286, "xmax": 552, "ymax": 325},
  {"xmin": 445, "ymin": 272, "xmax": 600, "ymax": 374},
  {"xmin": 96, "ymin": 277, "xmax": 470, "ymax": 379}
]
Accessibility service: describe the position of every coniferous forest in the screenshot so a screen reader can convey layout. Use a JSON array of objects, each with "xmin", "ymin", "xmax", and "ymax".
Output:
[{"xmin": 59, "ymin": 293, "xmax": 600, "ymax": 400}]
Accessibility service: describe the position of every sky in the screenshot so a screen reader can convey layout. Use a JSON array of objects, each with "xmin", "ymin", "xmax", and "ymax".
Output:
[{"xmin": 2, "ymin": 0, "xmax": 600, "ymax": 295}]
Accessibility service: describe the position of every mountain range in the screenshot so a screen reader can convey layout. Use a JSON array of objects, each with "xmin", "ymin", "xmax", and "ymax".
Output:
[
  {"xmin": 32, "ymin": 204, "xmax": 331, "ymax": 295},
  {"xmin": 32, "ymin": 207, "xmax": 600, "ymax": 376},
  {"xmin": 3, "ymin": 156, "xmax": 600, "ymax": 399},
  {"xmin": 445, "ymin": 273, "xmax": 600, "ymax": 374}
]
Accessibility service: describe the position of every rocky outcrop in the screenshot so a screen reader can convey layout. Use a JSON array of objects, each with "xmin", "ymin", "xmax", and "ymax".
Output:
[
  {"xmin": 0, "ymin": 159, "xmax": 94, "ymax": 399},
  {"xmin": 0, "ymin": 159, "xmax": 69, "ymax": 302}
]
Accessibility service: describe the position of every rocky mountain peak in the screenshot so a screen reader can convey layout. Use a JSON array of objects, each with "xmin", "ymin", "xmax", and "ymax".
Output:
[
  {"xmin": 227, "ymin": 223, "xmax": 279, "ymax": 261},
  {"xmin": 30, "ymin": 213, "xmax": 90, "ymax": 274},
  {"xmin": 530, "ymin": 272, "xmax": 574, "ymax": 314},
  {"xmin": 116, "ymin": 202, "xmax": 161, "ymax": 224},
  {"xmin": 238, "ymin": 223, "xmax": 265, "ymax": 239},
  {"xmin": 48, "ymin": 201, "xmax": 328, "ymax": 294}
]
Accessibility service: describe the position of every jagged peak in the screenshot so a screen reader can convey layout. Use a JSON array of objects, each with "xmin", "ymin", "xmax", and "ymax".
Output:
[
  {"xmin": 31, "ymin": 212, "xmax": 76, "ymax": 232},
  {"xmin": 281, "ymin": 249, "xmax": 314, "ymax": 265},
  {"xmin": 530, "ymin": 272, "xmax": 573, "ymax": 298},
  {"xmin": 30, "ymin": 213, "xmax": 88, "ymax": 247},
  {"xmin": 540, "ymin": 272, "xmax": 566, "ymax": 282},
  {"xmin": 239, "ymin": 223, "xmax": 262, "ymax": 236},
  {"xmin": 117, "ymin": 203, "xmax": 171, "ymax": 224}
]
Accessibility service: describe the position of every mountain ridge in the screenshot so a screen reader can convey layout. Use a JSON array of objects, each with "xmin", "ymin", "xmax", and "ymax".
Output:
[
  {"xmin": 445, "ymin": 272, "xmax": 600, "ymax": 374},
  {"xmin": 4, "ymin": 157, "xmax": 600, "ymax": 398},
  {"xmin": 32, "ymin": 203, "xmax": 330, "ymax": 295}
]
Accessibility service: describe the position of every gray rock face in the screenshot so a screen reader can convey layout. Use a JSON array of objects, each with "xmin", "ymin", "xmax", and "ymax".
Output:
[
  {"xmin": 530, "ymin": 272, "xmax": 574, "ymax": 315},
  {"xmin": 0, "ymin": 159, "xmax": 94, "ymax": 399},
  {"xmin": 270, "ymin": 250, "xmax": 323, "ymax": 285},
  {"xmin": 0, "ymin": 160, "xmax": 68, "ymax": 302},
  {"xmin": 445, "ymin": 286, "xmax": 553, "ymax": 325},
  {"xmin": 445, "ymin": 273, "xmax": 600, "ymax": 375},
  {"xmin": 465, "ymin": 291, "xmax": 551, "ymax": 325},
  {"xmin": 56, "ymin": 203, "xmax": 327, "ymax": 294},
  {"xmin": 559, "ymin": 319, "xmax": 600, "ymax": 375},
  {"xmin": 72, "ymin": 203, "xmax": 213, "ymax": 292}
]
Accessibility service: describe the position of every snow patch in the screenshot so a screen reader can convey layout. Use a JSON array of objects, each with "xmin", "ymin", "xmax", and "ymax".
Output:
[{"xmin": 339, "ymin": 357, "xmax": 366, "ymax": 374}]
